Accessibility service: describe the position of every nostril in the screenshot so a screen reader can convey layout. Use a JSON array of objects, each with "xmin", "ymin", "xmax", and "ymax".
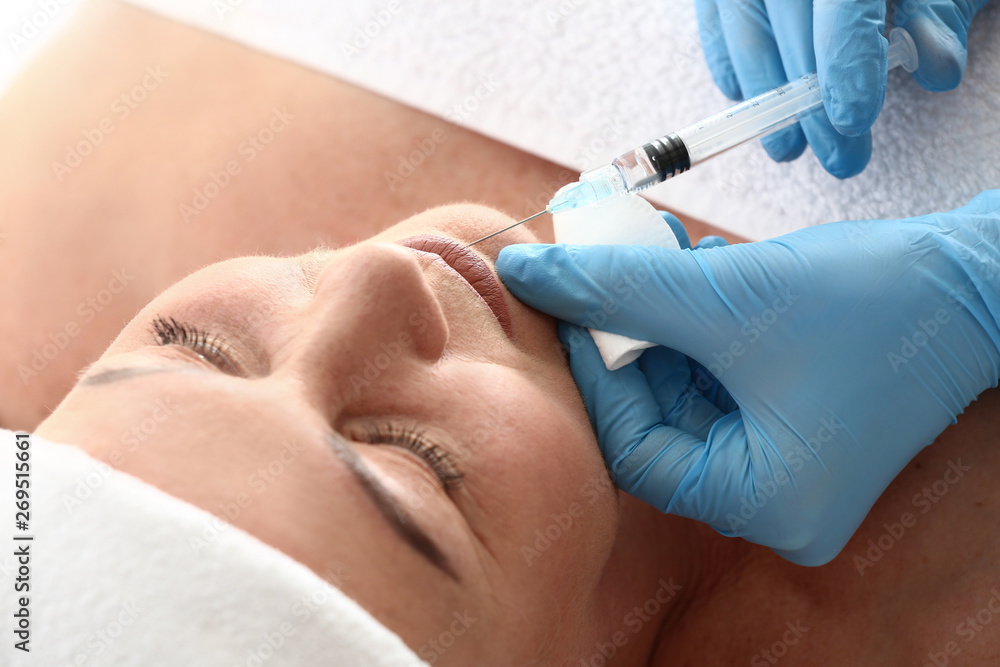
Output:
[{"xmin": 396, "ymin": 235, "xmax": 513, "ymax": 339}]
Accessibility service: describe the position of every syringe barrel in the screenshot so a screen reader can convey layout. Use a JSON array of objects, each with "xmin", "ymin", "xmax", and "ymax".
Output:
[
  {"xmin": 553, "ymin": 28, "xmax": 917, "ymax": 212},
  {"xmin": 675, "ymin": 72, "xmax": 823, "ymax": 165},
  {"xmin": 638, "ymin": 26, "xmax": 917, "ymax": 175},
  {"xmin": 612, "ymin": 74, "xmax": 825, "ymax": 187}
]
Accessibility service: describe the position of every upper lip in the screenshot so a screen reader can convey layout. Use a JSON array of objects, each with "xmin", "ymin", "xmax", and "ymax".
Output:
[{"xmin": 396, "ymin": 234, "xmax": 513, "ymax": 338}]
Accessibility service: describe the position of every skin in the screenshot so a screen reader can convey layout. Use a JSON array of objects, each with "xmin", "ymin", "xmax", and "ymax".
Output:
[
  {"xmin": 35, "ymin": 201, "xmax": 1000, "ymax": 666},
  {"xmin": 11, "ymin": 2, "xmax": 1000, "ymax": 664},
  {"xmin": 35, "ymin": 204, "xmax": 722, "ymax": 665},
  {"xmin": 0, "ymin": 0, "xmax": 741, "ymax": 431},
  {"xmin": 37, "ymin": 206, "xmax": 1000, "ymax": 667}
]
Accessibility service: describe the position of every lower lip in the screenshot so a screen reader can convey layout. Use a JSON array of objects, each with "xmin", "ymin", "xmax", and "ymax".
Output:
[{"xmin": 396, "ymin": 235, "xmax": 513, "ymax": 338}]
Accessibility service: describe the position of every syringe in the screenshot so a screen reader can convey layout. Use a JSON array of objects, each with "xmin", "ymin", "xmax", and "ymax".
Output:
[{"xmin": 468, "ymin": 28, "xmax": 917, "ymax": 246}]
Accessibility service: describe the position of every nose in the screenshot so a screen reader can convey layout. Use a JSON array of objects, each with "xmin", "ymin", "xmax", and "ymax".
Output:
[{"xmin": 287, "ymin": 243, "xmax": 449, "ymax": 411}]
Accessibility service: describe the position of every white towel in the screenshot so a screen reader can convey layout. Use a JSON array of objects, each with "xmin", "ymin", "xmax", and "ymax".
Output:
[
  {"xmin": 0, "ymin": 429, "xmax": 428, "ymax": 667},
  {"xmin": 113, "ymin": 0, "xmax": 1000, "ymax": 240}
]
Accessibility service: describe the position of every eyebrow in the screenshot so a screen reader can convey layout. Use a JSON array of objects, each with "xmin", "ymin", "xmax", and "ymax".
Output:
[
  {"xmin": 78, "ymin": 363, "xmax": 460, "ymax": 580},
  {"xmin": 324, "ymin": 433, "xmax": 461, "ymax": 582},
  {"xmin": 79, "ymin": 366, "xmax": 180, "ymax": 385},
  {"xmin": 78, "ymin": 365, "xmax": 214, "ymax": 386}
]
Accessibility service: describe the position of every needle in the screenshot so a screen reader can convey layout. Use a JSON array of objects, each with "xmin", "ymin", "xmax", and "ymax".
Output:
[{"xmin": 466, "ymin": 210, "xmax": 546, "ymax": 247}]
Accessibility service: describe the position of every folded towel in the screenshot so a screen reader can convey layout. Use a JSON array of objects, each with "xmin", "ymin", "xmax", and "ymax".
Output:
[
  {"xmin": 0, "ymin": 429, "xmax": 428, "ymax": 667},
  {"xmin": 115, "ymin": 0, "xmax": 1000, "ymax": 240}
]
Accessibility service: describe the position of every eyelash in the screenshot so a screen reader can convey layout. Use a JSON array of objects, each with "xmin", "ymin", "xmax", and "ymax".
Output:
[
  {"xmin": 151, "ymin": 316, "xmax": 462, "ymax": 489},
  {"xmin": 361, "ymin": 423, "xmax": 464, "ymax": 490},
  {"xmin": 151, "ymin": 315, "xmax": 241, "ymax": 375}
]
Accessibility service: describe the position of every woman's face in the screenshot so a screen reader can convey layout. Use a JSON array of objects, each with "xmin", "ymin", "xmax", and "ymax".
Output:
[{"xmin": 37, "ymin": 204, "xmax": 644, "ymax": 663}]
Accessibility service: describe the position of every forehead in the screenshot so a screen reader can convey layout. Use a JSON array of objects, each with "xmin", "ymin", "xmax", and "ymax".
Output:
[
  {"xmin": 153, "ymin": 251, "xmax": 336, "ymax": 319},
  {"xmin": 186, "ymin": 253, "xmax": 322, "ymax": 291}
]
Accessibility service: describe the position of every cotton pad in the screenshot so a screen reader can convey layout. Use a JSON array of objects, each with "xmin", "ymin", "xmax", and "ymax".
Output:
[{"xmin": 552, "ymin": 194, "xmax": 679, "ymax": 370}]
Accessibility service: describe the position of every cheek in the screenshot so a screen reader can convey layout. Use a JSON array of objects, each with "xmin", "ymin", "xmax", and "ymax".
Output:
[{"xmin": 473, "ymin": 381, "xmax": 619, "ymax": 581}]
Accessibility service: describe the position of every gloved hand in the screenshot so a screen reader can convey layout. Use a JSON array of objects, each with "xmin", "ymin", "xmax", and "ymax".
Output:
[
  {"xmin": 695, "ymin": 0, "xmax": 992, "ymax": 178},
  {"xmin": 496, "ymin": 192, "xmax": 1000, "ymax": 565}
]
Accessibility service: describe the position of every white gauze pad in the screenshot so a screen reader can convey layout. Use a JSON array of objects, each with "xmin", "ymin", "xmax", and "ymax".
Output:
[{"xmin": 552, "ymin": 194, "xmax": 679, "ymax": 370}]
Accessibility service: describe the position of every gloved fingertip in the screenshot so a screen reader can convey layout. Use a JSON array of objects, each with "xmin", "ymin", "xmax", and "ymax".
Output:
[
  {"xmin": 913, "ymin": 60, "xmax": 965, "ymax": 93},
  {"xmin": 819, "ymin": 134, "xmax": 872, "ymax": 179},
  {"xmin": 898, "ymin": 12, "xmax": 968, "ymax": 93},
  {"xmin": 800, "ymin": 113, "xmax": 872, "ymax": 179},
  {"xmin": 824, "ymin": 85, "xmax": 884, "ymax": 137},
  {"xmin": 760, "ymin": 125, "xmax": 807, "ymax": 163},
  {"xmin": 496, "ymin": 243, "xmax": 553, "ymax": 281},
  {"xmin": 913, "ymin": 40, "xmax": 966, "ymax": 92},
  {"xmin": 659, "ymin": 211, "xmax": 692, "ymax": 250},
  {"xmin": 557, "ymin": 320, "xmax": 591, "ymax": 352},
  {"xmin": 695, "ymin": 235, "xmax": 729, "ymax": 250},
  {"xmin": 557, "ymin": 323, "xmax": 602, "ymax": 388},
  {"xmin": 711, "ymin": 64, "xmax": 743, "ymax": 102},
  {"xmin": 496, "ymin": 242, "xmax": 545, "ymax": 264},
  {"xmin": 821, "ymin": 154, "xmax": 869, "ymax": 180},
  {"xmin": 555, "ymin": 322, "xmax": 603, "ymax": 430},
  {"xmin": 772, "ymin": 540, "xmax": 839, "ymax": 567},
  {"xmin": 815, "ymin": 17, "xmax": 887, "ymax": 137}
]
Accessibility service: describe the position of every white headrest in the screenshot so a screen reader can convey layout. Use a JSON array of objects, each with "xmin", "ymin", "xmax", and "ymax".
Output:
[{"xmin": 0, "ymin": 429, "xmax": 429, "ymax": 667}]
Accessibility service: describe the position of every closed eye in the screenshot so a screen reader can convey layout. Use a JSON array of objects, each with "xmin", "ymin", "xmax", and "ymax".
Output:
[
  {"xmin": 356, "ymin": 423, "xmax": 464, "ymax": 490},
  {"xmin": 151, "ymin": 315, "xmax": 245, "ymax": 376}
]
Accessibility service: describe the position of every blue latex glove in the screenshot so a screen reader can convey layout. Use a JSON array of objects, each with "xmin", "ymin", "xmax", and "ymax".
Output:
[
  {"xmin": 496, "ymin": 192, "xmax": 1000, "ymax": 565},
  {"xmin": 695, "ymin": 0, "xmax": 991, "ymax": 178}
]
